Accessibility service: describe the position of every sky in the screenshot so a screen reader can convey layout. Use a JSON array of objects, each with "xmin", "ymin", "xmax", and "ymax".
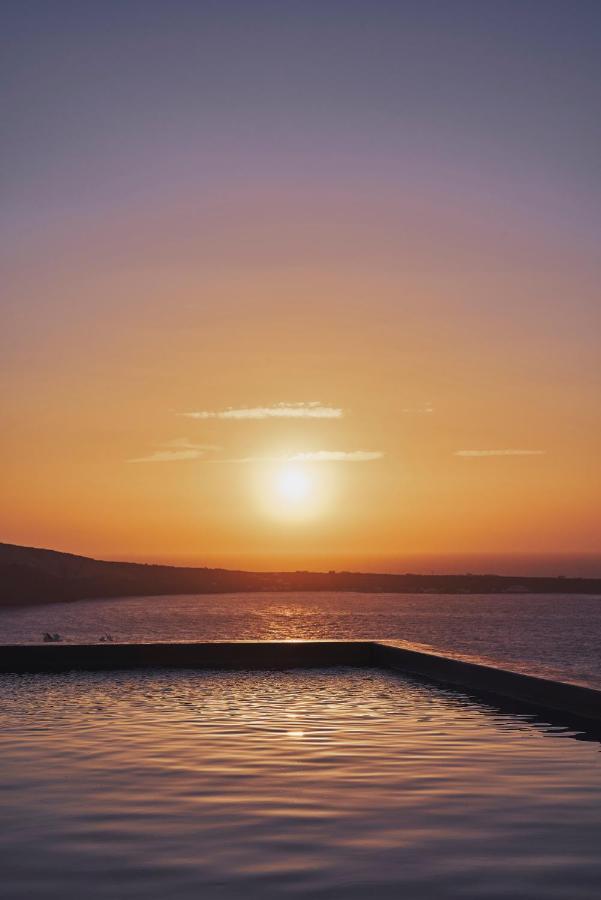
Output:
[{"xmin": 1, "ymin": 1, "xmax": 600, "ymax": 574}]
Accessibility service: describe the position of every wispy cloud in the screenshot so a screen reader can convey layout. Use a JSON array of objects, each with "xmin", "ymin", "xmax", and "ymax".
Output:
[
  {"xmin": 289, "ymin": 450, "xmax": 383, "ymax": 462},
  {"xmin": 230, "ymin": 450, "xmax": 383, "ymax": 463},
  {"xmin": 400, "ymin": 405, "xmax": 434, "ymax": 414},
  {"xmin": 455, "ymin": 449, "xmax": 546, "ymax": 457},
  {"xmin": 181, "ymin": 402, "xmax": 343, "ymax": 420},
  {"xmin": 129, "ymin": 439, "xmax": 219, "ymax": 463},
  {"xmin": 130, "ymin": 449, "xmax": 207, "ymax": 463}
]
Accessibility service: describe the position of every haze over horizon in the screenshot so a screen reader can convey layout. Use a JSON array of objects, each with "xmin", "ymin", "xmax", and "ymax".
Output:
[{"xmin": 2, "ymin": 1, "xmax": 600, "ymax": 574}]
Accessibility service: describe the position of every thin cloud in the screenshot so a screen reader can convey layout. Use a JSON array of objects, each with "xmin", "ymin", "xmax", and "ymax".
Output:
[
  {"xmin": 400, "ymin": 405, "xmax": 434, "ymax": 414},
  {"xmin": 289, "ymin": 450, "xmax": 383, "ymax": 462},
  {"xmin": 130, "ymin": 449, "xmax": 208, "ymax": 463},
  {"xmin": 161, "ymin": 438, "xmax": 219, "ymax": 450},
  {"xmin": 129, "ymin": 439, "xmax": 219, "ymax": 463},
  {"xmin": 229, "ymin": 450, "xmax": 383, "ymax": 463},
  {"xmin": 181, "ymin": 402, "xmax": 343, "ymax": 420},
  {"xmin": 455, "ymin": 449, "xmax": 546, "ymax": 457}
]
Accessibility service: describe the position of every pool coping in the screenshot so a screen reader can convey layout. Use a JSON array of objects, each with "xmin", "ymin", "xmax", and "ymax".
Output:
[{"xmin": 0, "ymin": 639, "xmax": 599, "ymax": 726}]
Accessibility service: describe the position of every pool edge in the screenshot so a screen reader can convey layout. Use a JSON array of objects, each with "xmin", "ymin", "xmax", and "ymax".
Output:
[{"xmin": 1, "ymin": 639, "xmax": 599, "ymax": 725}]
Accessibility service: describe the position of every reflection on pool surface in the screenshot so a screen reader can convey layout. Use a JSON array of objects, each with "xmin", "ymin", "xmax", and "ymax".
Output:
[{"xmin": 0, "ymin": 668, "xmax": 600, "ymax": 899}]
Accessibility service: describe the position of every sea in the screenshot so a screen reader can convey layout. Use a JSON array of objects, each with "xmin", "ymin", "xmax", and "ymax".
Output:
[{"xmin": 0, "ymin": 590, "xmax": 600, "ymax": 689}]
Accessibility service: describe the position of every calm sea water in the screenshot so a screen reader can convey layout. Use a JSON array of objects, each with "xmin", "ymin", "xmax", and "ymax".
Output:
[
  {"xmin": 1, "ymin": 592, "xmax": 600, "ymax": 688},
  {"xmin": 0, "ymin": 667, "xmax": 600, "ymax": 900}
]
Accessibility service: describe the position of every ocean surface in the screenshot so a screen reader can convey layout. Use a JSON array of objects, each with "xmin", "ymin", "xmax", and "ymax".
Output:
[
  {"xmin": 1, "ymin": 591, "xmax": 600, "ymax": 688},
  {"xmin": 1, "ymin": 667, "xmax": 600, "ymax": 900}
]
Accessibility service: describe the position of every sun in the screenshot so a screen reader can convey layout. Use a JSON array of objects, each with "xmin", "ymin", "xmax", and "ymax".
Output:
[
  {"xmin": 255, "ymin": 463, "xmax": 322, "ymax": 520},
  {"xmin": 252, "ymin": 461, "xmax": 335, "ymax": 521},
  {"xmin": 276, "ymin": 466, "xmax": 311, "ymax": 503}
]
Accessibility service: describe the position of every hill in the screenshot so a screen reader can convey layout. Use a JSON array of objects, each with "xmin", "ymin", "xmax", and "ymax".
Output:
[{"xmin": 1, "ymin": 543, "xmax": 600, "ymax": 607}]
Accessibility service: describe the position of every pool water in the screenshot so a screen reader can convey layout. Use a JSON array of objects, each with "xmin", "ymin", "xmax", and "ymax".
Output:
[{"xmin": 0, "ymin": 668, "xmax": 600, "ymax": 899}]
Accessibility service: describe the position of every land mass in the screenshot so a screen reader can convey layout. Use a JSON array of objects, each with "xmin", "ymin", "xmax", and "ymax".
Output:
[{"xmin": 1, "ymin": 542, "xmax": 600, "ymax": 608}]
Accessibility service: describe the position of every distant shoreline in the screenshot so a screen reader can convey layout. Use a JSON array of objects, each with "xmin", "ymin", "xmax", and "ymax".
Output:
[{"xmin": 1, "ymin": 542, "xmax": 600, "ymax": 608}]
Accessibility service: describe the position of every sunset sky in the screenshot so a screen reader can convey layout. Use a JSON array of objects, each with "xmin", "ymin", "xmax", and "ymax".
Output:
[{"xmin": 2, "ymin": 1, "xmax": 600, "ymax": 573}]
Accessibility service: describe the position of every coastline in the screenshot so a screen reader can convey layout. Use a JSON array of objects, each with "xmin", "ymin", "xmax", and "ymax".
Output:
[{"xmin": 2, "ymin": 542, "xmax": 600, "ymax": 608}]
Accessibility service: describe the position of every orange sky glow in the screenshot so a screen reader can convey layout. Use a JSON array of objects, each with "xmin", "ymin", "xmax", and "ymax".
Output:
[{"xmin": 2, "ymin": 5, "xmax": 600, "ymax": 575}]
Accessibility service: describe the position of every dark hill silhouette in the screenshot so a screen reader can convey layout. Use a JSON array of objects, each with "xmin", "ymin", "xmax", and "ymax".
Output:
[{"xmin": 0, "ymin": 543, "xmax": 599, "ymax": 608}]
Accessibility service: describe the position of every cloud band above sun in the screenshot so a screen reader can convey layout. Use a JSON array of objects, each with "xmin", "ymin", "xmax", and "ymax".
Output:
[
  {"xmin": 229, "ymin": 450, "xmax": 383, "ymax": 463},
  {"xmin": 129, "ymin": 440, "xmax": 381, "ymax": 464},
  {"xmin": 288, "ymin": 451, "xmax": 383, "ymax": 462},
  {"xmin": 181, "ymin": 402, "xmax": 343, "ymax": 420}
]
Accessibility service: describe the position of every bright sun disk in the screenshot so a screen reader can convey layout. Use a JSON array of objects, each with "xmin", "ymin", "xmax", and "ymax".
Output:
[{"xmin": 276, "ymin": 466, "xmax": 311, "ymax": 503}]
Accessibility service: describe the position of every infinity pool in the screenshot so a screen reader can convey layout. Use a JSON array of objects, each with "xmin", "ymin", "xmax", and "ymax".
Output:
[{"xmin": 0, "ymin": 668, "xmax": 599, "ymax": 899}]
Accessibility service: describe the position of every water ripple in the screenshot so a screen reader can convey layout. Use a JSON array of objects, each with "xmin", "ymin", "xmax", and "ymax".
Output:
[{"xmin": 0, "ymin": 668, "xmax": 600, "ymax": 898}]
